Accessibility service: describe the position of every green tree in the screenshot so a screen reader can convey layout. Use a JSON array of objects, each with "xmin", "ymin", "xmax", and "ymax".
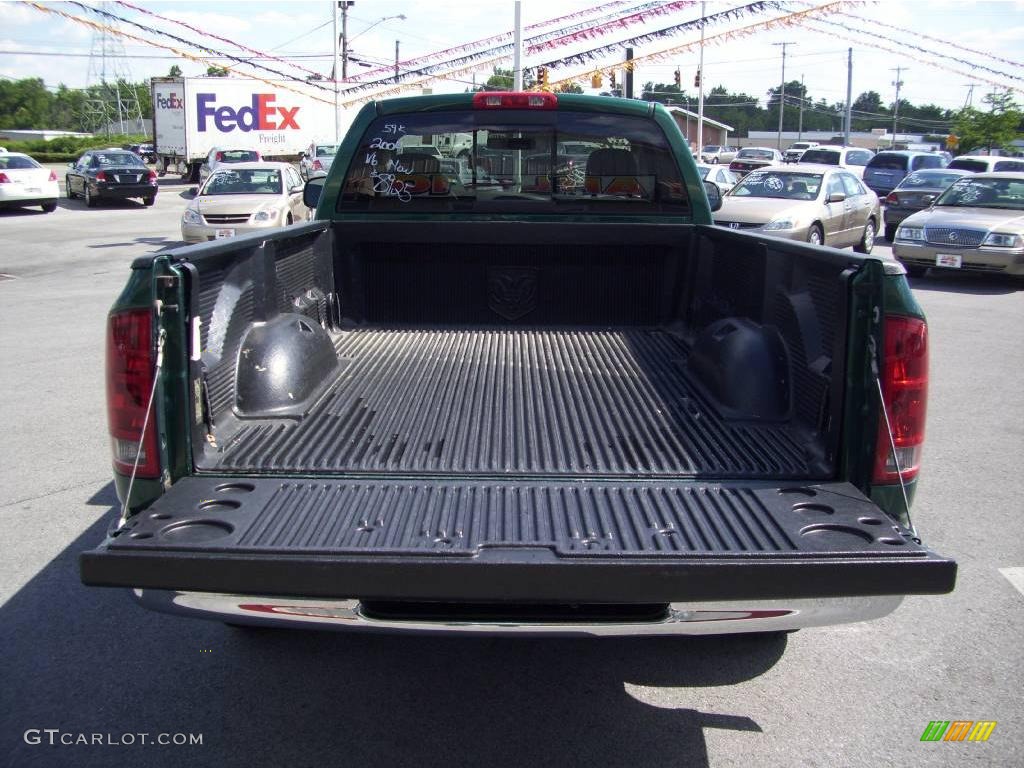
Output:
[
  {"xmin": 954, "ymin": 91, "xmax": 1023, "ymax": 153},
  {"xmin": 168, "ymin": 65, "xmax": 182, "ymax": 77},
  {"xmin": 206, "ymin": 66, "xmax": 230, "ymax": 77},
  {"xmin": 556, "ymin": 81, "xmax": 583, "ymax": 94}
]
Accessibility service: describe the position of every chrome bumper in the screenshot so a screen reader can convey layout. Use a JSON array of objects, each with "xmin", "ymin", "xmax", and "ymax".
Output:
[{"xmin": 132, "ymin": 589, "xmax": 902, "ymax": 636}]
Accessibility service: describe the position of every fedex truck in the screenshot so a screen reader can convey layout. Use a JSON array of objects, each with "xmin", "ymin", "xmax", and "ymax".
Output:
[{"xmin": 151, "ymin": 77, "xmax": 348, "ymax": 182}]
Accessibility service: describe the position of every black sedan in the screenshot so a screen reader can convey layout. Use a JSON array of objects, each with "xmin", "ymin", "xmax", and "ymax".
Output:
[
  {"xmin": 882, "ymin": 168, "xmax": 971, "ymax": 240},
  {"xmin": 66, "ymin": 149, "xmax": 158, "ymax": 207}
]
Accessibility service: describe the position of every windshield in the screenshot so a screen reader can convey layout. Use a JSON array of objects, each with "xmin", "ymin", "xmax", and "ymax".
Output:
[
  {"xmin": 799, "ymin": 149, "xmax": 840, "ymax": 165},
  {"xmin": 730, "ymin": 170, "xmax": 822, "ymax": 200},
  {"xmin": 338, "ymin": 109, "xmax": 690, "ymax": 215},
  {"xmin": 0, "ymin": 155, "xmax": 41, "ymax": 170},
  {"xmin": 737, "ymin": 149, "xmax": 774, "ymax": 159},
  {"xmin": 315, "ymin": 145, "xmax": 338, "ymax": 158},
  {"xmin": 216, "ymin": 150, "xmax": 259, "ymax": 163},
  {"xmin": 695, "ymin": 166, "xmax": 711, "ymax": 179},
  {"xmin": 935, "ymin": 177, "xmax": 1024, "ymax": 209},
  {"xmin": 94, "ymin": 152, "xmax": 144, "ymax": 166},
  {"xmin": 898, "ymin": 171, "xmax": 966, "ymax": 189},
  {"xmin": 202, "ymin": 168, "xmax": 282, "ymax": 195}
]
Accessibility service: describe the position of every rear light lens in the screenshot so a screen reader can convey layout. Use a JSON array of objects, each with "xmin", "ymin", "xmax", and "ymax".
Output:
[
  {"xmin": 312, "ymin": 159, "xmax": 322, "ymax": 171},
  {"xmin": 873, "ymin": 316, "xmax": 928, "ymax": 484},
  {"xmin": 215, "ymin": 152, "xmax": 223, "ymax": 161},
  {"xmin": 472, "ymin": 91, "xmax": 558, "ymax": 109},
  {"xmin": 107, "ymin": 309, "xmax": 160, "ymax": 478},
  {"xmin": 48, "ymin": 170, "xmax": 58, "ymax": 182},
  {"xmin": 885, "ymin": 192, "xmax": 898, "ymax": 205},
  {"xmin": 0, "ymin": 172, "xmax": 9, "ymax": 183},
  {"xmin": 147, "ymin": 170, "xmax": 157, "ymax": 182},
  {"xmin": 96, "ymin": 170, "xmax": 107, "ymax": 182}
]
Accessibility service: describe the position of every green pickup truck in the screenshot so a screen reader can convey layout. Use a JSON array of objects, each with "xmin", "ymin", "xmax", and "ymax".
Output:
[{"xmin": 82, "ymin": 92, "xmax": 955, "ymax": 635}]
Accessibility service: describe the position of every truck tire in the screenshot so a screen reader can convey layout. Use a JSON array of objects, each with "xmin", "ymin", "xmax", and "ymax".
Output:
[
  {"xmin": 187, "ymin": 163, "xmax": 201, "ymax": 184},
  {"xmin": 806, "ymin": 223, "xmax": 823, "ymax": 246},
  {"xmin": 854, "ymin": 218, "xmax": 876, "ymax": 254}
]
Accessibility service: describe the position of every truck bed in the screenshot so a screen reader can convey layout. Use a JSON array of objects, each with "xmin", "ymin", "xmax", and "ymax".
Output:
[{"xmin": 208, "ymin": 327, "xmax": 813, "ymax": 478}]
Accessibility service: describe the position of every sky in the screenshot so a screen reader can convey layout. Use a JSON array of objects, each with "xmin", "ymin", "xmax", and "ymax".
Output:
[{"xmin": 1, "ymin": 0, "xmax": 1023, "ymax": 130}]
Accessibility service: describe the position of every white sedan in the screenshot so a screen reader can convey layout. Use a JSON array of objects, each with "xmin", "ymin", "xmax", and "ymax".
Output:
[{"xmin": 0, "ymin": 152, "xmax": 59, "ymax": 213}]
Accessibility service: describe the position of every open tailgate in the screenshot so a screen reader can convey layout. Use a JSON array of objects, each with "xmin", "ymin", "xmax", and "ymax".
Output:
[{"xmin": 81, "ymin": 477, "xmax": 955, "ymax": 602}]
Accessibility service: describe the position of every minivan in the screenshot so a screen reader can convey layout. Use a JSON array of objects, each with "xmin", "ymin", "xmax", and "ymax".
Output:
[{"xmin": 862, "ymin": 151, "xmax": 946, "ymax": 196}]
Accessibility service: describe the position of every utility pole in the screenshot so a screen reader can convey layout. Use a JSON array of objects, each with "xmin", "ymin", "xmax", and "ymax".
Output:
[
  {"xmin": 394, "ymin": 40, "xmax": 400, "ymax": 83},
  {"xmin": 625, "ymin": 48, "xmax": 634, "ymax": 99},
  {"xmin": 963, "ymin": 83, "xmax": 977, "ymax": 110},
  {"xmin": 797, "ymin": 73, "xmax": 804, "ymax": 141},
  {"xmin": 772, "ymin": 42, "xmax": 793, "ymax": 150},
  {"xmin": 843, "ymin": 48, "xmax": 853, "ymax": 146},
  {"xmin": 332, "ymin": 0, "xmax": 340, "ymax": 143},
  {"xmin": 513, "ymin": 1, "xmax": 522, "ymax": 90},
  {"xmin": 340, "ymin": 1, "xmax": 353, "ymax": 81},
  {"xmin": 696, "ymin": 0, "xmax": 706, "ymax": 156},
  {"xmin": 890, "ymin": 66, "xmax": 906, "ymax": 148}
]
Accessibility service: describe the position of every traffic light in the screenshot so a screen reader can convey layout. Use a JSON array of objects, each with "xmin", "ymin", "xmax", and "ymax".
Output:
[
  {"xmin": 537, "ymin": 66, "xmax": 549, "ymax": 88},
  {"xmin": 591, "ymin": 72, "xmax": 603, "ymax": 89},
  {"xmin": 673, "ymin": 68, "xmax": 681, "ymax": 88},
  {"xmin": 694, "ymin": 69, "xmax": 701, "ymax": 88}
]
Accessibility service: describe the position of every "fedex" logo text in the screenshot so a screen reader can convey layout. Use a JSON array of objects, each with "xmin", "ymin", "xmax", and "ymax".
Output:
[{"xmin": 196, "ymin": 93, "xmax": 300, "ymax": 133}]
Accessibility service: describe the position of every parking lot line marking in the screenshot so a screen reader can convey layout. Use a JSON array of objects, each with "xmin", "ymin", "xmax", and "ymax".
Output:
[{"xmin": 999, "ymin": 567, "xmax": 1024, "ymax": 598}]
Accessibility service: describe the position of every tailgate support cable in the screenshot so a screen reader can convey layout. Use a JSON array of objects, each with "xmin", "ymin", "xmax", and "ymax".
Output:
[
  {"xmin": 115, "ymin": 325, "xmax": 167, "ymax": 533},
  {"xmin": 868, "ymin": 336, "xmax": 918, "ymax": 541}
]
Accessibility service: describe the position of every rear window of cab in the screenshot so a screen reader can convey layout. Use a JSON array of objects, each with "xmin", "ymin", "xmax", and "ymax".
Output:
[{"xmin": 337, "ymin": 110, "xmax": 690, "ymax": 215}]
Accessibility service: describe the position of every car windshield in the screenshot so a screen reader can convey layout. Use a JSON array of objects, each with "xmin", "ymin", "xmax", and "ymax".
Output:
[
  {"xmin": 737, "ymin": 149, "xmax": 774, "ymax": 159},
  {"xmin": 935, "ymin": 178, "xmax": 1024, "ymax": 209},
  {"xmin": 202, "ymin": 169, "xmax": 282, "ymax": 195},
  {"xmin": 730, "ymin": 170, "xmax": 822, "ymax": 200},
  {"xmin": 898, "ymin": 171, "xmax": 965, "ymax": 189},
  {"xmin": 217, "ymin": 150, "xmax": 260, "ymax": 163},
  {"xmin": 799, "ymin": 149, "xmax": 840, "ymax": 165},
  {"xmin": 695, "ymin": 166, "xmax": 711, "ymax": 179},
  {"xmin": 94, "ymin": 152, "xmax": 144, "ymax": 166},
  {"xmin": 315, "ymin": 145, "xmax": 338, "ymax": 158},
  {"xmin": 338, "ymin": 109, "xmax": 690, "ymax": 215},
  {"xmin": 0, "ymin": 155, "xmax": 41, "ymax": 170}
]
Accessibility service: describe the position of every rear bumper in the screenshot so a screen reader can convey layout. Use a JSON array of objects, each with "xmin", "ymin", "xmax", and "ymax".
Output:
[
  {"xmin": 133, "ymin": 589, "xmax": 904, "ymax": 635},
  {"xmin": 92, "ymin": 182, "xmax": 156, "ymax": 199}
]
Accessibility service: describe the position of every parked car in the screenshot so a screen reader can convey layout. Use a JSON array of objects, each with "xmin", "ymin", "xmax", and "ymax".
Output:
[
  {"xmin": 783, "ymin": 141, "xmax": 819, "ymax": 164},
  {"xmin": 181, "ymin": 162, "xmax": 308, "ymax": 243},
  {"xmin": 66, "ymin": 149, "xmax": 157, "ymax": 207},
  {"xmin": 797, "ymin": 146, "xmax": 875, "ymax": 179},
  {"xmin": 0, "ymin": 151, "xmax": 59, "ymax": 213},
  {"xmin": 695, "ymin": 163, "xmax": 740, "ymax": 194},
  {"xmin": 125, "ymin": 143, "xmax": 156, "ymax": 163},
  {"xmin": 947, "ymin": 154, "xmax": 1024, "ymax": 173},
  {"xmin": 862, "ymin": 150, "xmax": 947, "ymax": 197},
  {"xmin": 729, "ymin": 147, "xmax": 783, "ymax": 177},
  {"xmin": 699, "ymin": 144, "xmax": 738, "ymax": 164},
  {"xmin": 714, "ymin": 164, "xmax": 880, "ymax": 251},
  {"xmin": 198, "ymin": 147, "xmax": 262, "ymax": 187},
  {"xmin": 299, "ymin": 142, "xmax": 338, "ymax": 180},
  {"xmin": 891, "ymin": 172, "xmax": 1024, "ymax": 277},
  {"xmin": 882, "ymin": 168, "xmax": 972, "ymax": 240}
]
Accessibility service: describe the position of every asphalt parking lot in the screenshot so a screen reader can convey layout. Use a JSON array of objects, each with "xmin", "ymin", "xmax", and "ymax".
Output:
[{"xmin": 1, "ymin": 179, "xmax": 1022, "ymax": 767}]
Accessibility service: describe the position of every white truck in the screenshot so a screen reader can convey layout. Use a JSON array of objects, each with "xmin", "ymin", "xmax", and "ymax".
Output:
[{"xmin": 151, "ymin": 77, "xmax": 348, "ymax": 182}]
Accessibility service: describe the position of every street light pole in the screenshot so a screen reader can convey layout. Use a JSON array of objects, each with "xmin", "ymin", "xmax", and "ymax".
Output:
[
  {"xmin": 772, "ymin": 42, "xmax": 794, "ymax": 151},
  {"xmin": 696, "ymin": 0, "xmax": 705, "ymax": 157},
  {"xmin": 333, "ymin": 0, "xmax": 340, "ymax": 143},
  {"xmin": 891, "ymin": 66, "xmax": 906, "ymax": 148}
]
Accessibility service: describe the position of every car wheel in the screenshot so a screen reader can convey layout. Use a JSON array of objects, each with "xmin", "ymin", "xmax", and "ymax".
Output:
[
  {"xmin": 806, "ymin": 223, "xmax": 824, "ymax": 246},
  {"xmin": 884, "ymin": 224, "xmax": 897, "ymax": 242},
  {"xmin": 41, "ymin": 202, "xmax": 57, "ymax": 213},
  {"xmin": 286, "ymin": 213, "xmax": 293, "ymax": 225},
  {"xmin": 65, "ymin": 177, "xmax": 76, "ymax": 199},
  {"xmin": 143, "ymin": 195, "xmax": 156, "ymax": 207},
  {"xmin": 711, "ymin": 157, "xmax": 718, "ymax": 164},
  {"xmin": 854, "ymin": 218, "xmax": 876, "ymax": 254},
  {"xmin": 84, "ymin": 185, "xmax": 96, "ymax": 208}
]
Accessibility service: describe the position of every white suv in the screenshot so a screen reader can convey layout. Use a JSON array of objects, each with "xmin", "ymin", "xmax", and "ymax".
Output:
[
  {"xmin": 783, "ymin": 141, "xmax": 819, "ymax": 163},
  {"xmin": 797, "ymin": 145, "xmax": 875, "ymax": 179}
]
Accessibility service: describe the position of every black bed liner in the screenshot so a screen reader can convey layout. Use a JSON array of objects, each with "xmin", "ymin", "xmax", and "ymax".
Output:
[
  {"xmin": 81, "ymin": 477, "xmax": 956, "ymax": 601},
  {"xmin": 202, "ymin": 328, "xmax": 818, "ymax": 479}
]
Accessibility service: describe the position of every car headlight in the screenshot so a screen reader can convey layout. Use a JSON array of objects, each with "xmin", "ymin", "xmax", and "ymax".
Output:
[
  {"xmin": 251, "ymin": 210, "xmax": 275, "ymax": 222},
  {"xmin": 763, "ymin": 218, "xmax": 795, "ymax": 231},
  {"xmin": 896, "ymin": 225, "xmax": 924, "ymax": 241},
  {"xmin": 982, "ymin": 232, "xmax": 1021, "ymax": 247},
  {"xmin": 182, "ymin": 208, "xmax": 203, "ymax": 225}
]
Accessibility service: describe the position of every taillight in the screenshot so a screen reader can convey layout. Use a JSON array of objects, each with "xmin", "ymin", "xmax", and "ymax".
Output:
[
  {"xmin": 96, "ymin": 170, "xmax": 107, "ymax": 182},
  {"xmin": 48, "ymin": 170, "xmax": 58, "ymax": 182},
  {"xmin": 312, "ymin": 159, "xmax": 322, "ymax": 171},
  {"xmin": 873, "ymin": 316, "xmax": 928, "ymax": 484},
  {"xmin": 147, "ymin": 169, "xmax": 157, "ymax": 182},
  {"xmin": 472, "ymin": 91, "xmax": 558, "ymax": 109},
  {"xmin": 106, "ymin": 309, "xmax": 160, "ymax": 478},
  {"xmin": 885, "ymin": 192, "xmax": 898, "ymax": 205},
  {"xmin": 215, "ymin": 152, "xmax": 223, "ymax": 161},
  {"xmin": 0, "ymin": 172, "xmax": 9, "ymax": 183}
]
